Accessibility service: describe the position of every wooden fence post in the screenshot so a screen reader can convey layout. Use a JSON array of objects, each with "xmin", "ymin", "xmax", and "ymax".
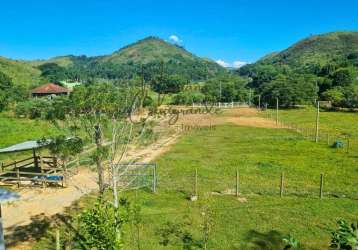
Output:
[
  {"xmin": 347, "ymin": 137, "xmax": 350, "ymax": 154},
  {"xmin": 40, "ymin": 156, "xmax": 46, "ymax": 188},
  {"xmin": 280, "ymin": 172, "xmax": 284, "ymax": 198},
  {"xmin": 276, "ymin": 98, "xmax": 279, "ymax": 126},
  {"xmin": 320, "ymin": 173, "xmax": 324, "ymax": 199},
  {"xmin": 315, "ymin": 101, "xmax": 320, "ymax": 143},
  {"xmin": 56, "ymin": 229, "xmax": 60, "ymax": 250},
  {"xmin": 236, "ymin": 169, "xmax": 239, "ymax": 197},
  {"xmin": 16, "ymin": 167, "xmax": 20, "ymax": 188}
]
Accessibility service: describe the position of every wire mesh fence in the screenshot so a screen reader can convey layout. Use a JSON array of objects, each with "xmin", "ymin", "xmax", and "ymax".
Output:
[{"xmin": 156, "ymin": 168, "xmax": 358, "ymax": 200}]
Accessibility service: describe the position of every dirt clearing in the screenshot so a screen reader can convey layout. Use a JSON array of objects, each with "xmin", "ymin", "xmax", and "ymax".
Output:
[{"xmin": 178, "ymin": 107, "xmax": 280, "ymax": 128}]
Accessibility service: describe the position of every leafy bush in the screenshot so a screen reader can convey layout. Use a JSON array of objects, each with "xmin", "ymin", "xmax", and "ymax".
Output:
[
  {"xmin": 76, "ymin": 201, "xmax": 124, "ymax": 249},
  {"xmin": 330, "ymin": 220, "xmax": 358, "ymax": 249},
  {"xmin": 283, "ymin": 235, "xmax": 302, "ymax": 249},
  {"xmin": 14, "ymin": 96, "xmax": 68, "ymax": 119},
  {"xmin": 47, "ymin": 135, "xmax": 84, "ymax": 167},
  {"xmin": 157, "ymin": 218, "xmax": 202, "ymax": 249}
]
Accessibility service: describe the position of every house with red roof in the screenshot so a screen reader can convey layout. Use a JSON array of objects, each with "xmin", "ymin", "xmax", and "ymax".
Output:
[{"xmin": 31, "ymin": 83, "xmax": 70, "ymax": 98}]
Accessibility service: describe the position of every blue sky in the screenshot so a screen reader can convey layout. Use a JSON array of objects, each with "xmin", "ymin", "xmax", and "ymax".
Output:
[{"xmin": 1, "ymin": 0, "xmax": 357, "ymax": 66}]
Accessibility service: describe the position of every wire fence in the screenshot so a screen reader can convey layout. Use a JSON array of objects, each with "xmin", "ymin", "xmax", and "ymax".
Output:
[
  {"xmin": 155, "ymin": 168, "xmax": 358, "ymax": 201},
  {"xmin": 262, "ymin": 108, "xmax": 357, "ymax": 152}
]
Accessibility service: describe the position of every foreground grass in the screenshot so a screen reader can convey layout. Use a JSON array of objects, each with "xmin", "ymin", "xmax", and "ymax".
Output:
[{"xmin": 33, "ymin": 124, "xmax": 358, "ymax": 249}]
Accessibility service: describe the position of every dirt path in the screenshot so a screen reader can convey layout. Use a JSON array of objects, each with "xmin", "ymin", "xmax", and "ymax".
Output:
[
  {"xmin": 4, "ymin": 107, "xmax": 276, "ymax": 249},
  {"xmin": 4, "ymin": 129, "xmax": 181, "ymax": 250},
  {"xmin": 179, "ymin": 107, "xmax": 280, "ymax": 128}
]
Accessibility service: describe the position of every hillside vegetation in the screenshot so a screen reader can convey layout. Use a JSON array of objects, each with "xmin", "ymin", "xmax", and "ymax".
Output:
[
  {"xmin": 239, "ymin": 31, "xmax": 358, "ymax": 107},
  {"xmin": 0, "ymin": 57, "xmax": 41, "ymax": 86},
  {"xmin": 259, "ymin": 31, "xmax": 358, "ymax": 66},
  {"xmin": 33, "ymin": 37, "xmax": 226, "ymax": 82}
]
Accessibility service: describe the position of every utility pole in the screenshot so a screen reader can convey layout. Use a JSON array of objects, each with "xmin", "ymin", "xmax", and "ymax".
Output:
[
  {"xmin": 315, "ymin": 101, "xmax": 320, "ymax": 143},
  {"xmin": 248, "ymin": 89, "xmax": 252, "ymax": 106},
  {"xmin": 276, "ymin": 98, "xmax": 279, "ymax": 125},
  {"xmin": 219, "ymin": 81, "xmax": 222, "ymax": 102},
  {"xmin": 258, "ymin": 95, "xmax": 261, "ymax": 110}
]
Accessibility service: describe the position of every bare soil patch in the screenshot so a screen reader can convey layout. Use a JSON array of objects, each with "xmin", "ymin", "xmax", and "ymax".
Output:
[{"xmin": 178, "ymin": 108, "xmax": 280, "ymax": 128}]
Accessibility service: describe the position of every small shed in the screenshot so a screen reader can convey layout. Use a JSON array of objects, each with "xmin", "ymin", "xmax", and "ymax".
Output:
[
  {"xmin": 0, "ymin": 140, "xmax": 63, "ymax": 188},
  {"xmin": 31, "ymin": 83, "xmax": 70, "ymax": 98}
]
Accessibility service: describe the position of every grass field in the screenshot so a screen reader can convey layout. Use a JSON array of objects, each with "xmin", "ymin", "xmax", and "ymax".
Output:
[
  {"xmin": 118, "ymin": 125, "xmax": 357, "ymax": 249},
  {"xmin": 32, "ymin": 119, "xmax": 358, "ymax": 249},
  {"xmin": 0, "ymin": 112, "xmax": 61, "ymax": 162},
  {"xmin": 265, "ymin": 107, "xmax": 358, "ymax": 137}
]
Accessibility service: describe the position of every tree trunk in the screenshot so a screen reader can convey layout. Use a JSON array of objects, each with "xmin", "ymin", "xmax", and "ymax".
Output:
[{"xmin": 95, "ymin": 124, "xmax": 105, "ymax": 194}]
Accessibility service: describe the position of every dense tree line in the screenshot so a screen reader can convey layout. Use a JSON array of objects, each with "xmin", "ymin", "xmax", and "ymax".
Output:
[
  {"xmin": 238, "ymin": 51, "xmax": 358, "ymax": 107},
  {"xmin": 37, "ymin": 56, "xmax": 225, "ymax": 84}
]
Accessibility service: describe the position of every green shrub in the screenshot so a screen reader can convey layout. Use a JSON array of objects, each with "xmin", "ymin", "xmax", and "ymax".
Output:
[
  {"xmin": 330, "ymin": 220, "xmax": 358, "ymax": 249},
  {"xmin": 76, "ymin": 201, "xmax": 124, "ymax": 249}
]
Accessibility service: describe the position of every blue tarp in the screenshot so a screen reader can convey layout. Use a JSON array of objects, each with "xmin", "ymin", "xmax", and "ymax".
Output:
[
  {"xmin": 32, "ymin": 175, "xmax": 63, "ymax": 181},
  {"xmin": 0, "ymin": 188, "xmax": 20, "ymax": 203}
]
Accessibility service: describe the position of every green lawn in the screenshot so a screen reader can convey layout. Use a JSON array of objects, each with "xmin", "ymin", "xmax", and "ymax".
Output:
[
  {"xmin": 119, "ymin": 125, "xmax": 358, "ymax": 249},
  {"xmin": 264, "ymin": 107, "xmax": 358, "ymax": 137}
]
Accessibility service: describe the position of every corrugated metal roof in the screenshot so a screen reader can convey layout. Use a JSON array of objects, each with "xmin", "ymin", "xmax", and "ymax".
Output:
[{"xmin": 0, "ymin": 140, "xmax": 51, "ymax": 154}]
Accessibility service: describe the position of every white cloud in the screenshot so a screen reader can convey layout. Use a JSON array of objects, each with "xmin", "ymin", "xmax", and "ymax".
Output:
[
  {"xmin": 169, "ymin": 35, "xmax": 181, "ymax": 43},
  {"xmin": 233, "ymin": 60, "xmax": 247, "ymax": 68},
  {"xmin": 216, "ymin": 59, "xmax": 248, "ymax": 68},
  {"xmin": 216, "ymin": 59, "xmax": 231, "ymax": 68}
]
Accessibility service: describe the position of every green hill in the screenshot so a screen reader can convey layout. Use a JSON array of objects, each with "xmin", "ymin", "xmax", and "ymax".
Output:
[
  {"xmin": 103, "ymin": 37, "xmax": 198, "ymax": 64},
  {"xmin": 257, "ymin": 31, "xmax": 358, "ymax": 68},
  {"xmin": 34, "ymin": 37, "xmax": 226, "ymax": 81},
  {"xmin": 239, "ymin": 31, "xmax": 358, "ymax": 107},
  {"xmin": 0, "ymin": 57, "xmax": 42, "ymax": 86}
]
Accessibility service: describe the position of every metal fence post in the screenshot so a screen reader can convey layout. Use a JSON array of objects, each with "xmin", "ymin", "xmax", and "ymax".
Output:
[
  {"xmin": 153, "ymin": 164, "xmax": 157, "ymax": 193},
  {"xmin": 320, "ymin": 173, "xmax": 324, "ymax": 199},
  {"xmin": 280, "ymin": 172, "xmax": 284, "ymax": 198}
]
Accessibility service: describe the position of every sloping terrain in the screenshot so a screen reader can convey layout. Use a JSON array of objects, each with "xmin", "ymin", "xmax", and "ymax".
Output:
[
  {"xmin": 258, "ymin": 31, "xmax": 358, "ymax": 66},
  {"xmin": 0, "ymin": 57, "xmax": 41, "ymax": 86}
]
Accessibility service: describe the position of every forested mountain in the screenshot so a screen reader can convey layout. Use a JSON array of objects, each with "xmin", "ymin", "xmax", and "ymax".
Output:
[
  {"xmin": 239, "ymin": 31, "xmax": 358, "ymax": 107},
  {"xmin": 33, "ymin": 37, "xmax": 226, "ymax": 82}
]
